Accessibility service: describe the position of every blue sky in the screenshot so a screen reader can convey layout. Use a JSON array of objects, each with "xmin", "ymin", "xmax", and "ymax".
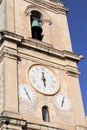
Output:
[{"xmin": 62, "ymin": 0, "xmax": 87, "ymax": 115}]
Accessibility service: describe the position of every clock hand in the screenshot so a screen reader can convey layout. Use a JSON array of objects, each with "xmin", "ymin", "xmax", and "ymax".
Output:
[
  {"xmin": 41, "ymin": 72, "xmax": 46, "ymax": 87},
  {"xmin": 61, "ymin": 97, "xmax": 65, "ymax": 107},
  {"xmin": 24, "ymin": 88, "xmax": 31, "ymax": 100}
]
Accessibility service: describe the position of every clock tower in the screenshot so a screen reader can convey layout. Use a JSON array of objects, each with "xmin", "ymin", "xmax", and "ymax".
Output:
[{"xmin": 0, "ymin": 0, "xmax": 87, "ymax": 130}]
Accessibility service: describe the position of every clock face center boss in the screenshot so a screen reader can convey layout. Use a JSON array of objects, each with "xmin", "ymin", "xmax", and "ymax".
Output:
[{"xmin": 29, "ymin": 64, "xmax": 60, "ymax": 95}]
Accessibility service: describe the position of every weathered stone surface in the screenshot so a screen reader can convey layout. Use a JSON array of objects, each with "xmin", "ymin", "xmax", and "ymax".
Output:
[{"xmin": 0, "ymin": 0, "xmax": 87, "ymax": 130}]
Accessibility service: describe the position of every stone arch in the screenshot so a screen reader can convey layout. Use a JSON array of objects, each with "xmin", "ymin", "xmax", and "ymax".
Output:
[
  {"xmin": 25, "ymin": 5, "xmax": 51, "ymax": 22},
  {"xmin": 25, "ymin": 5, "xmax": 52, "ymax": 43}
]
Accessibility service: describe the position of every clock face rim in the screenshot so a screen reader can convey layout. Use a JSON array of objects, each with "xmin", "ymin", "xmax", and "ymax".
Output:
[
  {"xmin": 28, "ymin": 64, "xmax": 60, "ymax": 95},
  {"xmin": 19, "ymin": 84, "xmax": 37, "ymax": 103},
  {"xmin": 54, "ymin": 93, "xmax": 71, "ymax": 111}
]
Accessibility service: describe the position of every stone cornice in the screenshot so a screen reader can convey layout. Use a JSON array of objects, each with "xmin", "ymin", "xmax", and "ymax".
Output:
[
  {"xmin": 24, "ymin": 0, "xmax": 69, "ymax": 14},
  {"xmin": 66, "ymin": 65, "xmax": 80, "ymax": 78},
  {"xmin": 0, "ymin": 31, "xmax": 82, "ymax": 77},
  {"xmin": 0, "ymin": 31, "xmax": 83, "ymax": 63},
  {"xmin": 0, "ymin": 116, "xmax": 64, "ymax": 130},
  {"xmin": 0, "ymin": 111, "xmax": 75, "ymax": 130}
]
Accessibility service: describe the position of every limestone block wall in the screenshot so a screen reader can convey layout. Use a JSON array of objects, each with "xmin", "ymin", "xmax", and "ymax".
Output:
[{"xmin": 0, "ymin": 0, "xmax": 6, "ymax": 31}]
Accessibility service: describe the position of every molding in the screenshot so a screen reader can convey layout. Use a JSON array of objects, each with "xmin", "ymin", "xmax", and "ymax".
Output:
[
  {"xmin": 0, "ymin": 31, "xmax": 83, "ymax": 62},
  {"xmin": 24, "ymin": 0, "xmax": 69, "ymax": 14},
  {"xmin": 0, "ymin": 116, "xmax": 63, "ymax": 130},
  {"xmin": 0, "ymin": 31, "xmax": 23, "ymax": 42},
  {"xmin": 0, "ymin": 111, "xmax": 22, "ymax": 119},
  {"xmin": 0, "ymin": 111, "xmax": 74, "ymax": 130},
  {"xmin": 66, "ymin": 66, "xmax": 80, "ymax": 78},
  {"xmin": 0, "ymin": 115, "xmax": 86, "ymax": 130},
  {"xmin": 0, "ymin": 31, "xmax": 82, "ymax": 76},
  {"xmin": 76, "ymin": 125, "xmax": 87, "ymax": 129},
  {"xmin": 0, "ymin": 51, "xmax": 18, "ymax": 61}
]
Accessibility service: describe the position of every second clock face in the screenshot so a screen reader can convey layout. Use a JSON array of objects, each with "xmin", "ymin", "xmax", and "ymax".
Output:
[
  {"xmin": 54, "ymin": 94, "xmax": 71, "ymax": 111},
  {"xmin": 29, "ymin": 65, "xmax": 59, "ymax": 95},
  {"xmin": 19, "ymin": 84, "xmax": 36, "ymax": 103}
]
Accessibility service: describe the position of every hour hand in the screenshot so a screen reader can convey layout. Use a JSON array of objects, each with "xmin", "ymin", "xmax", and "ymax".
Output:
[
  {"xmin": 24, "ymin": 88, "xmax": 31, "ymax": 100},
  {"xmin": 61, "ymin": 97, "xmax": 65, "ymax": 107},
  {"xmin": 41, "ymin": 72, "xmax": 46, "ymax": 87}
]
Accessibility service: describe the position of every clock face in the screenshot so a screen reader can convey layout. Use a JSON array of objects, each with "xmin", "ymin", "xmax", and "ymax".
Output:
[
  {"xmin": 54, "ymin": 94, "xmax": 71, "ymax": 111},
  {"xmin": 19, "ymin": 84, "xmax": 36, "ymax": 103},
  {"xmin": 29, "ymin": 65, "xmax": 59, "ymax": 95}
]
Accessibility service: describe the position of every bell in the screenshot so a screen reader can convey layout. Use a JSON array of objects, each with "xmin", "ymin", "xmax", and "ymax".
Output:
[
  {"xmin": 32, "ymin": 19, "xmax": 40, "ymax": 27},
  {"xmin": 32, "ymin": 19, "xmax": 42, "ymax": 32},
  {"xmin": 31, "ymin": 19, "xmax": 43, "ymax": 40}
]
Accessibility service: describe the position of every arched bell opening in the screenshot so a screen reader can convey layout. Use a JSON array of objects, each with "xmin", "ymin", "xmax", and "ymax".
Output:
[
  {"xmin": 31, "ymin": 10, "xmax": 43, "ymax": 41},
  {"xmin": 42, "ymin": 106, "xmax": 50, "ymax": 122}
]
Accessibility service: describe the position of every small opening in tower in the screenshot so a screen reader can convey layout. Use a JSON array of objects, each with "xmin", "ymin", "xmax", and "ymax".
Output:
[
  {"xmin": 42, "ymin": 106, "xmax": 50, "ymax": 122},
  {"xmin": 31, "ymin": 10, "xmax": 43, "ymax": 41}
]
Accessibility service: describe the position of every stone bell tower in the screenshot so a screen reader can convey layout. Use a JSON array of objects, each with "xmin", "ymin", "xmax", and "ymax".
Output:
[{"xmin": 0, "ymin": 0, "xmax": 87, "ymax": 129}]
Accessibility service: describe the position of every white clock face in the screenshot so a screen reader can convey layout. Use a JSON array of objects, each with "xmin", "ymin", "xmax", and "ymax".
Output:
[
  {"xmin": 29, "ymin": 65, "xmax": 59, "ymax": 95},
  {"xmin": 54, "ymin": 94, "xmax": 71, "ymax": 111},
  {"xmin": 19, "ymin": 84, "xmax": 36, "ymax": 103}
]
